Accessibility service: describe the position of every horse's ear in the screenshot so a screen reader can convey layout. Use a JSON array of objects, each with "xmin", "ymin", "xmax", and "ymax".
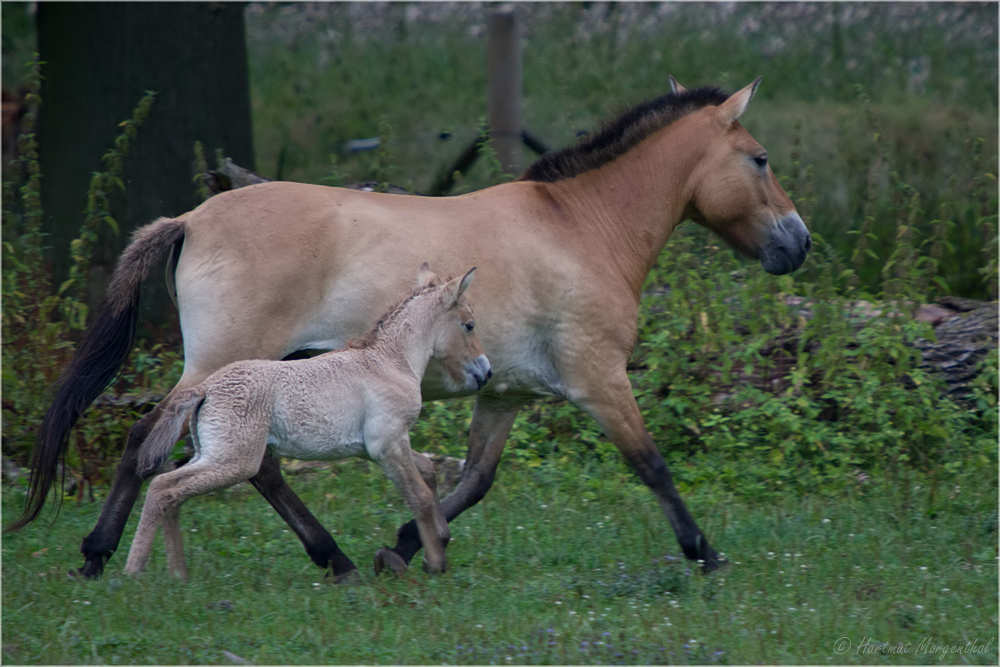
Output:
[
  {"xmin": 417, "ymin": 262, "xmax": 440, "ymax": 288},
  {"xmin": 718, "ymin": 76, "xmax": 762, "ymax": 125},
  {"xmin": 668, "ymin": 75, "xmax": 687, "ymax": 94}
]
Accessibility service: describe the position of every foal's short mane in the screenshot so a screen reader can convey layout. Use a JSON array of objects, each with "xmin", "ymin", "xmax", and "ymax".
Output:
[
  {"xmin": 346, "ymin": 281, "xmax": 446, "ymax": 350},
  {"xmin": 519, "ymin": 86, "xmax": 730, "ymax": 183}
]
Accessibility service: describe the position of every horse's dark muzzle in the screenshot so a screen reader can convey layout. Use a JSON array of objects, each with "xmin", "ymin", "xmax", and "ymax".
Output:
[{"xmin": 761, "ymin": 214, "xmax": 811, "ymax": 275}]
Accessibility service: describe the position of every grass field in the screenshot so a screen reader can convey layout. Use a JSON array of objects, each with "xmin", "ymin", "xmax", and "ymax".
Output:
[{"xmin": 2, "ymin": 459, "xmax": 996, "ymax": 665}]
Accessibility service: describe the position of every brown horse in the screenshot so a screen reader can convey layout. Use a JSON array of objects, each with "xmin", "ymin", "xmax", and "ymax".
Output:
[
  {"xmin": 12, "ymin": 78, "xmax": 810, "ymax": 580},
  {"xmin": 123, "ymin": 265, "xmax": 487, "ymax": 581}
]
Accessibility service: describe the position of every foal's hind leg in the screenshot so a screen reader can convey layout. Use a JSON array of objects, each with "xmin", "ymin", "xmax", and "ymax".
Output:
[
  {"xmin": 162, "ymin": 504, "xmax": 188, "ymax": 580},
  {"xmin": 248, "ymin": 451, "xmax": 360, "ymax": 583},
  {"xmin": 123, "ymin": 458, "xmax": 256, "ymax": 576}
]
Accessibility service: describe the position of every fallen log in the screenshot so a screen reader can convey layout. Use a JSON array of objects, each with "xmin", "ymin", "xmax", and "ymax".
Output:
[{"xmin": 202, "ymin": 157, "xmax": 413, "ymax": 197}]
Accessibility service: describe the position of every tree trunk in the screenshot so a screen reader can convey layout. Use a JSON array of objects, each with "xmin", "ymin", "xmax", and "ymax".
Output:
[{"xmin": 37, "ymin": 2, "xmax": 254, "ymax": 335}]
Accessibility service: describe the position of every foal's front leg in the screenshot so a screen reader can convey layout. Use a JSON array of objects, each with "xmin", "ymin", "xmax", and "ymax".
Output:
[
  {"xmin": 387, "ymin": 395, "xmax": 522, "ymax": 566},
  {"xmin": 373, "ymin": 435, "xmax": 450, "ymax": 575}
]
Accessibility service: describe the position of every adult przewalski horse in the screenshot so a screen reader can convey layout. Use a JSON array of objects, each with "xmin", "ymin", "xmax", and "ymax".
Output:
[{"xmin": 12, "ymin": 79, "xmax": 811, "ymax": 580}]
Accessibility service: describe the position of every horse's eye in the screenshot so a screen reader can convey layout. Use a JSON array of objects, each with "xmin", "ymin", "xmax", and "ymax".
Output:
[
  {"xmin": 754, "ymin": 154, "xmax": 768, "ymax": 168},
  {"xmin": 463, "ymin": 321, "xmax": 475, "ymax": 333}
]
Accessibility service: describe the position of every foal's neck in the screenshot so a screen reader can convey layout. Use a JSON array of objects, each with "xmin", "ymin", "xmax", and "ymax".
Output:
[{"xmin": 365, "ymin": 293, "xmax": 440, "ymax": 381}]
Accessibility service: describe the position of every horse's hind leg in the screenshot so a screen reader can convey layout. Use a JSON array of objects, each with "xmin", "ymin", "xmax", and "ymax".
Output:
[
  {"xmin": 74, "ymin": 405, "xmax": 164, "ymax": 579},
  {"xmin": 388, "ymin": 396, "xmax": 522, "ymax": 566},
  {"xmin": 248, "ymin": 450, "xmax": 359, "ymax": 583}
]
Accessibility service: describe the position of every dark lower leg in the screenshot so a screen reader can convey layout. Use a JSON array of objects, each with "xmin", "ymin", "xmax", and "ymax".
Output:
[
  {"xmin": 249, "ymin": 452, "xmax": 357, "ymax": 577},
  {"xmin": 76, "ymin": 409, "xmax": 161, "ymax": 578},
  {"xmin": 625, "ymin": 435, "xmax": 722, "ymax": 570}
]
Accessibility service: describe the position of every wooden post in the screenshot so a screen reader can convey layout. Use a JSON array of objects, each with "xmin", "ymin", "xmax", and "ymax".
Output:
[{"xmin": 487, "ymin": 6, "xmax": 522, "ymax": 176}]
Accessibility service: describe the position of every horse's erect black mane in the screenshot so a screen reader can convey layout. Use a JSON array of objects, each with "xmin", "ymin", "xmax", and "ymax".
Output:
[{"xmin": 519, "ymin": 86, "xmax": 730, "ymax": 183}]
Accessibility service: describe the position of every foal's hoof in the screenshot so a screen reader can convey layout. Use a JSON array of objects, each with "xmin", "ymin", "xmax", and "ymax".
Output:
[
  {"xmin": 373, "ymin": 547, "xmax": 408, "ymax": 576},
  {"xmin": 332, "ymin": 569, "xmax": 362, "ymax": 586}
]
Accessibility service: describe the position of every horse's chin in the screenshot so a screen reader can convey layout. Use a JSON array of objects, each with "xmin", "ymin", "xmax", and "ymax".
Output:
[{"xmin": 760, "ymin": 251, "xmax": 797, "ymax": 275}]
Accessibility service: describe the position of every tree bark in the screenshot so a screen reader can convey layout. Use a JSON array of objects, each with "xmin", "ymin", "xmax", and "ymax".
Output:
[{"xmin": 37, "ymin": 2, "xmax": 254, "ymax": 333}]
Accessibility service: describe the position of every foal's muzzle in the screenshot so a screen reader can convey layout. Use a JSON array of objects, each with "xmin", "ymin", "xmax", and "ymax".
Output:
[
  {"xmin": 760, "ymin": 213, "xmax": 811, "ymax": 275},
  {"xmin": 465, "ymin": 354, "xmax": 493, "ymax": 391}
]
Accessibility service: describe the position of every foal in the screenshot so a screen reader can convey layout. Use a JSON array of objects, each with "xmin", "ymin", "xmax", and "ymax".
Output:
[{"xmin": 122, "ymin": 264, "xmax": 490, "ymax": 580}]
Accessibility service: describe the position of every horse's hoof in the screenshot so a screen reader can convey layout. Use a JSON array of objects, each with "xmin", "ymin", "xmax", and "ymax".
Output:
[
  {"xmin": 422, "ymin": 559, "xmax": 447, "ymax": 575},
  {"xmin": 700, "ymin": 555, "xmax": 729, "ymax": 574},
  {"xmin": 332, "ymin": 569, "xmax": 362, "ymax": 586},
  {"xmin": 68, "ymin": 566, "xmax": 101, "ymax": 581},
  {"xmin": 374, "ymin": 547, "xmax": 408, "ymax": 576}
]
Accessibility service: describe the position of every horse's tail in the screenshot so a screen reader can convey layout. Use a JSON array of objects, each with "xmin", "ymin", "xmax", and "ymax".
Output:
[
  {"xmin": 6, "ymin": 216, "xmax": 187, "ymax": 532},
  {"xmin": 136, "ymin": 387, "xmax": 205, "ymax": 479}
]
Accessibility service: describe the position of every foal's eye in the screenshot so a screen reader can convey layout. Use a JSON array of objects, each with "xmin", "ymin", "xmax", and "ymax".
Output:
[
  {"xmin": 753, "ymin": 154, "xmax": 768, "ymax": 168},
  {"xmin": 463, "ymin": 321, "xmax": 475, "ymax": 333}
]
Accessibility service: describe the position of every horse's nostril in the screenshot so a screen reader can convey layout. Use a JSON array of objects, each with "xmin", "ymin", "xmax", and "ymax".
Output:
[
  {"xmin": 804, "ymin": 235, "xmax": 813, "ymax": 251},
  {"xmin": 486, "ymin": 368, "xmax": 493, "ymax": 379}
]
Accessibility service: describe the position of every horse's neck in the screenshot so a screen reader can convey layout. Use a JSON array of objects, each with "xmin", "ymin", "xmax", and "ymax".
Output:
[{"xmin": 536, "ymin": 116, "xmax": 708, "ymax": 296}]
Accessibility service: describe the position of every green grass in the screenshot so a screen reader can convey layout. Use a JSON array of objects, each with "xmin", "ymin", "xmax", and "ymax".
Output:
[{"xmin": 3, "ymin": 459, "xmax": 996, "ymax": 664}]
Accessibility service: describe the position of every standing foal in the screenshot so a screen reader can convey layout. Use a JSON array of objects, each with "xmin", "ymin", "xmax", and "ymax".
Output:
[{"xmin": 122, "ymin": 264, "xmax": 490, "ymax": 580}]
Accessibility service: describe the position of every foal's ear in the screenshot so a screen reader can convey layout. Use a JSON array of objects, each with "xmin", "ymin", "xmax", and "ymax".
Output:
[
  {"xmin": 417, "ymin": 262, "xmax": 441, "ymax": 288},
  {"xmin": 668, "ymin": 75, "xmax": 687, "ymax": 94},
  {"xmin": 718, "ymin": 76, "xmax": 762, "ymax": 125},
  {"xmin": 445, "ymin": 267, "xmax": 476, "ymax": 305},
  {"xmin": 457, "ymin": 267, "xmax": 476, "ymax": 296}
]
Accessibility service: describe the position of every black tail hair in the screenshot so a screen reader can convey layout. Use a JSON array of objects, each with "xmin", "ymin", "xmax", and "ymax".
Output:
[{"xmin": 6, "ymin": 216, "xmax": 185, "ymax": 532}]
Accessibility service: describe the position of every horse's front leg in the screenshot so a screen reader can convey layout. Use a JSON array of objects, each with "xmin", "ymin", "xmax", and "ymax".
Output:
[
  {"xmin": 248, "ymin": 450, "xmax": 360, "ymax": 583},
  {"xmin": 575, "ymin": 370, "xmax": 722, "ymax": 571},
  {"xmin": 73, "ymin": 406, "xmax": 163, "ymax": 579},
  {"xmin": 387, "ymin": 395, "xmax": 522, "ymax": 565}
]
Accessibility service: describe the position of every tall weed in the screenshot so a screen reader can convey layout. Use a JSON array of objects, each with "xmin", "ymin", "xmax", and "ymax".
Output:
[{"xmin": 1, "ymin": 66, "xmax": 180, "ymax": 488}]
